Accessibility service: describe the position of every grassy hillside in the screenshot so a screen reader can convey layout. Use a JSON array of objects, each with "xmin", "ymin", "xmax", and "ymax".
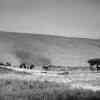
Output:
[{"xmin": 0, "ymin": 31, "xmax": 100, "ymax": 67}]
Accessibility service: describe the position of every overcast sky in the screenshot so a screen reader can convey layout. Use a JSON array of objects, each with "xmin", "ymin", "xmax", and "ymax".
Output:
[{"xmin": 0, "ymin": 0, "xmax": 100, "ymax": 39}]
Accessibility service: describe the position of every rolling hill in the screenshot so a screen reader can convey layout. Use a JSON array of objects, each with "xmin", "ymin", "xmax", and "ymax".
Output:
[{"xmin": 0, "ymin": 31, "xmax": 100, "ymax": 67}]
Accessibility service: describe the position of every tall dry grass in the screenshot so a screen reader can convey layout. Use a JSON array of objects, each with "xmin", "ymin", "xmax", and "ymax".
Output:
[{"xmin": 0, "ymin": 79, "xmax": 100, "ymax": 100}]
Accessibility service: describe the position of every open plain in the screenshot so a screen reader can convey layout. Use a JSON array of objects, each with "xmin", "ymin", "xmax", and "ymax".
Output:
[{"xmin": 0, "ymin": 31, "xmax": 100, "ymax": 100}]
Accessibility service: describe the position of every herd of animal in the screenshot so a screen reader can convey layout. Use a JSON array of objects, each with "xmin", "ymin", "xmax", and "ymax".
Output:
[
  {"xmin": 0, "ymin": 62, "xmax": 63, "ymax": 71},
  {"xmin": 0, "ymin": 58, "xmax": 100, "ymax": 72}
]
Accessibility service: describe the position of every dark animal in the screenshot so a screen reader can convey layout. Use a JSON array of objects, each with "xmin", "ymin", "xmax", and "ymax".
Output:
[
  {"xmin": 19, "ymin": 63, "xmax": 27, "ymax": 69},
  {"xmin": 30, "ymin": 64, "xmax": 35, "ymax": 69},
  {"xmin": 88, "ymin": 58, "xmax": 100, "ymax": 71},
  {"xmin": 42, "ymin": 64, "xmax": 51, "ymax": 70}
]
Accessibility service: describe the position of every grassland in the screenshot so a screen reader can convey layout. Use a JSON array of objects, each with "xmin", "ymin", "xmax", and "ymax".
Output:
[
  {"xmin": 0, "ymin": 31, "xmax": 100, "ymax": 67},
  {"xmin": 0, "ymin": 31, "xmax": 100, "ymax": 100},
  {"xmin": 0, "ymin": 78, "xmax": 100, "ymax": 100},
  {"xmin": 0, "ymin": 67, "xmax": 99, "ymax": 100}
]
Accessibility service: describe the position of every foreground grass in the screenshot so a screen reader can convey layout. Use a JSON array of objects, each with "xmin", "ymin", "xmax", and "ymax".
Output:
[{"xmin": 0, "ymin": 79, "xmax": 99, "ymax": 100}]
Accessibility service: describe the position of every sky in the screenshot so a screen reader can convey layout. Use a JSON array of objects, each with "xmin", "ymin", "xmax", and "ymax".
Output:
[{"xmin": 0, "ymin": 0, "xmax": 100, "ymax": 39}]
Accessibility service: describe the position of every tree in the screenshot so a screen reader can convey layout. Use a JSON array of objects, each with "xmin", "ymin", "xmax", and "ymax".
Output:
[{"xmin": 88, "ymin": 58, "xmax": 100, "ymax": 71}]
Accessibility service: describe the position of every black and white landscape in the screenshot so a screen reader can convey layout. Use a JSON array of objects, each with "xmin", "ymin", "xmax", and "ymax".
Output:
[
  {"xmin": 0, "ymin": 0, "xmax": 100, "ymax": 100},
  {"xmin": 0, "ymin": 31, "xmax": 99, "ymax": 100}
]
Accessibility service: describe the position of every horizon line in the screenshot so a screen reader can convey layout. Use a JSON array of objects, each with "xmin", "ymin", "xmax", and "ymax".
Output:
[{"xmin": 0, "ymin": 29, "xmax": 99, "ymax": 40}]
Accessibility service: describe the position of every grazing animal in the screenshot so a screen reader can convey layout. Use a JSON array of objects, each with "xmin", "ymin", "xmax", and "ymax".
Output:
[
  {"xmin": 88, "ymin": 58, "xmax": 100, "ymax": 71},
  {"xmin": 42, "ymin": 65, "xmax": 51, "ymax": 70},
  {"xmin": 30, "ymin": 64, "xmax": 34, "ymax": 69},
  {"xmin": 19, "ymin": 63, "xmax": 27, "ymax": 69}
]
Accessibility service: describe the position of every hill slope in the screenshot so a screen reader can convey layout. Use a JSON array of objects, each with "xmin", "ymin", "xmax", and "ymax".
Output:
[{"xmin": 0, "ymin": 31, "xmax": 100, "ymax": 67}]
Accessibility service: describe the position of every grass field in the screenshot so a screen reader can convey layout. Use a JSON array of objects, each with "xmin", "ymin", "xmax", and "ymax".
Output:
[
  {"xmin": 0, "ymin": 77, "xmax": 100, "ymax": 100},
  {"xmin": 0, "ymin": 67, "xmax": 100, "ymax": 100},
  {"xmin": 0, "ymin": 31, "xmax": 99, "ymax": 99},
  {"xmin": 0, "ymin": 31, "xmax": 100, "ymax": 67}
]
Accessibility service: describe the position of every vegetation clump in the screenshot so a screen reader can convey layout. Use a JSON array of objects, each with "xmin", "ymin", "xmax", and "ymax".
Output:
[{"xmin": 88, "ymin": 58, "xmax": 100, "ymax": 71}]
